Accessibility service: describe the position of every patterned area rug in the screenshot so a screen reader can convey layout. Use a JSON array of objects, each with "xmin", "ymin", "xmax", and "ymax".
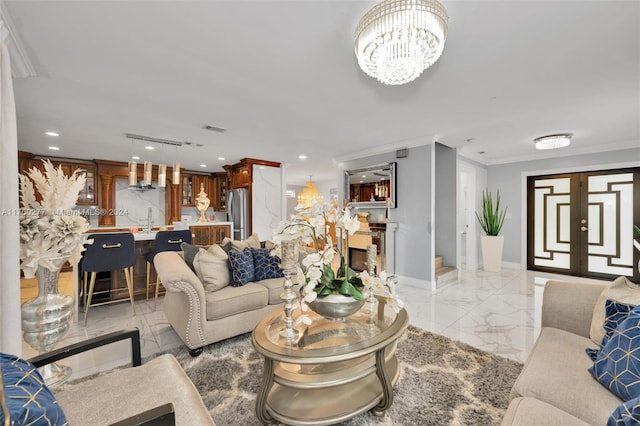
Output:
[{"xmin": 171, "ymin": 325, "xmax": 522, "ymax": 425}]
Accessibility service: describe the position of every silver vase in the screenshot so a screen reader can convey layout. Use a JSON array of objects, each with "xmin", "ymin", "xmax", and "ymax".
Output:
[
  {"xmin": 21, "ymin": 254, "xmax": 74, "ymax": 386},
  {"xmin": 279, "ymin": 241, "xmax": 299, "ymax": 341}
]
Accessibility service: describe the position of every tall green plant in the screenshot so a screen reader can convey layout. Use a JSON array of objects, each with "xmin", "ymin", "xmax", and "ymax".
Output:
[{"xmin": 476, "ymin": 189, "xmax": 507, "ymax": 236}]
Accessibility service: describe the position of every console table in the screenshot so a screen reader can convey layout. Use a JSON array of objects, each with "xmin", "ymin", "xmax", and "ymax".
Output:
[{"xmin": 251, "ymin": 301, "xmax": 408, "ymax": 425}]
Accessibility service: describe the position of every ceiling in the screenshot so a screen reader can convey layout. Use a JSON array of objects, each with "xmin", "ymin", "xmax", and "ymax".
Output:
[{"xmin": 4, "ymin": 1, "xmax": 639, "ymax": 185}]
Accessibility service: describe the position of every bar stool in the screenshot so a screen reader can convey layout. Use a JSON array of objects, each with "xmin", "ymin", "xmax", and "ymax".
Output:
[
  {"xmin": 82, "ymin": 232, "xmax": 136, "ymax": 325},
  {"xmin": 146, "ymin": 230, "xmax": 192, "ymax": 307}
]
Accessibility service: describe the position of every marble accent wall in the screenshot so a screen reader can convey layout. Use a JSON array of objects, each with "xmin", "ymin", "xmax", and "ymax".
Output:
[
  {"xmin": 252, "ymin": 165, "xmax": 282, "ymax": 240},
  {"xmin": 115, "ymin": 179, "xmax": 166, "ymax": 227}
]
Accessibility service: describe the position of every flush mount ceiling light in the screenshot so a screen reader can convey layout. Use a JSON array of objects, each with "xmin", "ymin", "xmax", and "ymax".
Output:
[
  {"xmin": 355, "ymin": 0, "xmax": 449, "ymax": 86},
  {"xmin": 534, "ymin": 133, "xmax": 573, "ymax": 150}
]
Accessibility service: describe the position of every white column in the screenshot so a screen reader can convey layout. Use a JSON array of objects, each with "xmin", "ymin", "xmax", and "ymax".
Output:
[
  {"xmin": 386, "ymin": 222, "xmax": 398, "ymax": 275},
  {"xmin": 0, "ymin": 41, "xmax": 21, "ymax": 355}
]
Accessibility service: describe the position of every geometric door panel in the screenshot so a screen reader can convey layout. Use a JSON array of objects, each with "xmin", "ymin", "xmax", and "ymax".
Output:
[
  {"xmin": 528, "ymin": 168, "xmax": 639, "ymax": 281},
  {"xmin": 587, "ymin": 173, "xmax": 634, "ymax": 276},
  {"xmin": 532, "ymin": 177, "xmax": 571, "ymax": 269}
]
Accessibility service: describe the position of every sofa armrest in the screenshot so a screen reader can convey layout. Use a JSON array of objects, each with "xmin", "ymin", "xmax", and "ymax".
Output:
[
  {"xmin": 541, "ymin": 280, "xmax": 608, "ymax": 338},
  {"xmin": 28, "ymin": 328, "xmax": 141, "ymax": 368},
  {"xmin": 154, "ymin": 251, "xmax": 208, "ymax": 349},
  {"xmin": 110, "ymin": 403, "xmax": 175, "ymax": 426}
]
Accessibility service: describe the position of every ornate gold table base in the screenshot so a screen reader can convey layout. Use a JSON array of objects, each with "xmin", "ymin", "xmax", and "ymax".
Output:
[{"xmin": 252, "ymin": 303, "xmax": 408, "ymax": 425}]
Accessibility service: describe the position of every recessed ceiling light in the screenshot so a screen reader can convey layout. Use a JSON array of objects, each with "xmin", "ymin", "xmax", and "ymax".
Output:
[
  {"xmin": 298, "ymin": 155, "xmax": 307, "ymax": 160},
  {"xmin": 218, "ymin": 157, "xmax": 225, "ymax": 161},
  {"xmin": 132, "ymin": 155, "xmax": 140, "ymax": 160},
  {"xmin": 145, "ymin": 145, "xmax": 155, "ymax": 150},
  {"xmin": 48, "ymin": 146, "xmax": 60, "ymax": 151},
  {"xmin": 45, "ymin": 131, "xmax": 59, "ymax": 137},
  {"xmin": 360, "ymin": 180, "xmax": 364, "ymax": 183},
  {"xmin": 362, "ymin": 175, "xmax": 366, "ymax": 178},
  {"xmin": 200, "ymin": 164, "xmax": 207, "ymax": 168}
]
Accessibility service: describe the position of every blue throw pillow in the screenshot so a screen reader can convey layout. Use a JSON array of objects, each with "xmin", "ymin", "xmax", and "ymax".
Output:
[
  {"xmin": 251, "ymin": 248, "xmax": 284, "ymax": 281},
  {"xmin": 590, "ymin": 305, "xmax": 640, "ymax": 401},
  {"xmin": 228, "ymin": 249, "xmax": 255, "ymax": 286},
  {"xmin": 587, "ymin": 299, "xmax": 637, "ymax": 361},
  {"xmin": 0, "ymin": 353, "xmax": 67, "ymax": 425},
  {"xmin": 608, "ymin": 396, "xmax": 640, "ymax": 425}
]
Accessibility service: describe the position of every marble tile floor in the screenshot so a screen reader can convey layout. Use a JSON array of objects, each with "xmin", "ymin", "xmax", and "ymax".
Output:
[{"xmin": 21, "ymin": 268, "xmax": 609, "ymax": 385}]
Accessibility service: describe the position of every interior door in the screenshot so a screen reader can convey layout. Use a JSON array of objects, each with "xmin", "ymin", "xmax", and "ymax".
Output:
[{"xmin": 527, "ymin": 168, "xmax": 639, "ymax": 281}]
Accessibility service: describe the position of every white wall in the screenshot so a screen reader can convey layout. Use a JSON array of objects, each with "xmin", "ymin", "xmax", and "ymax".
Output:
[{"xmin": 341, "ymin": 145, "xmax": 433, "ymax": 283}]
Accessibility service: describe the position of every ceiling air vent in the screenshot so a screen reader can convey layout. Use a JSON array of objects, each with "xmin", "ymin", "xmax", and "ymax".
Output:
[{"xmin": 202, "ymin": 124, "xmax": 227, "ymax": 133}]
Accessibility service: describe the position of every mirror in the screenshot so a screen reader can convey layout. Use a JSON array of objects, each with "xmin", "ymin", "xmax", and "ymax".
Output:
[{"xmin": 345, "ymin": 162, "xmax": 396, "ymax": 208}]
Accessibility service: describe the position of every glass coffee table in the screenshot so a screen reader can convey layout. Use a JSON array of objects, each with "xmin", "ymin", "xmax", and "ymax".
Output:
[{"xmin": 251, "ymin": 299, "xmax": 408, "ymax": 425}]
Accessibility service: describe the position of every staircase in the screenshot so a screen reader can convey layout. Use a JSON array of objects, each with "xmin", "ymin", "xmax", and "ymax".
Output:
[{"xmin": 435, "ymin": 255, "xmax": 457, "ymax": 287}]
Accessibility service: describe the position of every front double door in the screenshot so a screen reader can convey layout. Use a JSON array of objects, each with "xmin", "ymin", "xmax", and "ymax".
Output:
[{"xmin": 527, "ymin": 168, "xmax": 639, "ymax": 281}]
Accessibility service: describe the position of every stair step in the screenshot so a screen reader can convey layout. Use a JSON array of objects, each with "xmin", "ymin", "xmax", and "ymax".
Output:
[{"xmin": 436, "ymin": 267, "xmax": 458, "ymax": 286}]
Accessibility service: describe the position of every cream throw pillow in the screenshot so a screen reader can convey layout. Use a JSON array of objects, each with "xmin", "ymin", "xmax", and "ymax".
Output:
[
  {"xmin": 229, "ymin": 233, "xmax": 261, "ymax": 252},
  {"xmin": 590, "ymin": 276, "xmax": 640, "ymax": 344},
  {"xmin": 193, "ymin": 244, "xmax": 230, "ymax": 293}
]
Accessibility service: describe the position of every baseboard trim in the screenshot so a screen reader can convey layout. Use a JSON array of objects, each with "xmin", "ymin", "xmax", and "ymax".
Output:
[
  {"xmin": 395, "ymin": 275, "xmax": 433, "ymax": 290},
  {"xmin": 502, "ymin": 261, "xmax": 522, "ymax": 270}
]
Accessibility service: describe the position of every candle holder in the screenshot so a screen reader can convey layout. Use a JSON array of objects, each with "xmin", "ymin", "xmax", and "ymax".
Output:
[
  {"xmin": 279, "ymin": 241, "xmax": 300, "ymax": 341},
  {"xmin": 366, "ymin": 244, "xmax": 378, "ymax": 325}
]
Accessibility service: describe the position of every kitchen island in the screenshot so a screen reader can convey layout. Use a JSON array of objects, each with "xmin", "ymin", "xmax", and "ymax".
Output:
[{"xmin": 73, "ymin": 222, "xmax": 233, "ymax": 322}]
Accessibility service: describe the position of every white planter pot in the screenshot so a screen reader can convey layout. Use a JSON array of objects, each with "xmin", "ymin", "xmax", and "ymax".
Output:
[{"xmin": 481, "ymin": 235, "xmax": 504, "ymax": 272}]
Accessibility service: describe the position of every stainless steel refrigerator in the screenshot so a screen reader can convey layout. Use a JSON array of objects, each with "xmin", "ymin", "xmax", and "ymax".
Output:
[{"xmin": 226, "ymin": 188, "xmax": 249, "ymax": 241}]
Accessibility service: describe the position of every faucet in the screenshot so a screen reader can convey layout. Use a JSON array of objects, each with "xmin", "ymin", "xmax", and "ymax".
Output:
[{"xmin": 146, "ymin": 207, "xmax": 153, "ymax": 233}]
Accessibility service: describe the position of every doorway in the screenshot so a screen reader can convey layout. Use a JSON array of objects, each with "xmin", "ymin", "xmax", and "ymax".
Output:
[{"xmin": 527, "ymin": 168, "xmax": 639, "ymax": 281}]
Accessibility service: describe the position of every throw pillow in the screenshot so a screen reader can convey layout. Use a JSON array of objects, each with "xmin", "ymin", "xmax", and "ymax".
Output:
[
  {"xmin": 590, "ymin": 276, "xmax": 640, "ymax": 345},
  {"xmin": 608, "ymin": 396, "xmax": 640, "ymax": 426},
  {"xmin": 229, "ymin": 233, "xmax": 261, "ymax": 252},
  {"xmin": 192, "ymin": 245, "xmax": 230, "ymax": 292},
  {"xmin": 181, "ymin": 242, "xmax": 209, "ymax": 272},
  {"xmin": 590, "ymin": 305, "xmax": 640, "ymax": 401},
  {"xmin": 228, "ymin": 249, "xmax": 255, "ymax": 286},
  {"xmin": 587, "ymin": 299, "xmax": 637, "ymax": 361},
  {"xmin": 251, "ymin": 248, "xmax": 284, "ymax": 281},
  {"xmin": 0, "ymin": 353, "xmax": 67, "ymax": 425}
]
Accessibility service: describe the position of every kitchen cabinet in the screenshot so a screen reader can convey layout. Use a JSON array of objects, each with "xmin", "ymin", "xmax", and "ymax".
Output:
[
  {"xmin": 181, "ymin": 173, "xmax": 211, "ymax": 206},
  {"xmin": 189, "ymin": 223, "xmax": 231, "ymax": 245},
  {"xmin": 20, "ymin": 154, "xmax": 96, "ymax": 206},
  {"xmin": 211, "ymin": 172, "xmax": 228, "ymax": 211}
]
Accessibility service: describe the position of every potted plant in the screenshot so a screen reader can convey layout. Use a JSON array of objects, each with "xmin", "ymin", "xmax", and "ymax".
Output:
[{"xmin": 475, "ymin": 189, "xmax": 507, "ymax": 272}]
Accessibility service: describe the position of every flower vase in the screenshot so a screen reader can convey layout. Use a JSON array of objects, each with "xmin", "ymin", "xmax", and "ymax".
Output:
[
  {"xmin": 308, "ymin": 294, "xmax": 365, "ymax": 320},
  {"xmin": 21, "ymin": 255, "xmax": 75, "ymax": 386}
]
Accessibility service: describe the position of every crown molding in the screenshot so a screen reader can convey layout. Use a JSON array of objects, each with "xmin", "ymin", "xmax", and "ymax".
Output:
[
  {"xmin": 333, "ymin": 136, "xmax": 434, "ymax": 164},
  {"xmin": 0, "ymin": 2, "xmax": 36, "ymax": 78}
]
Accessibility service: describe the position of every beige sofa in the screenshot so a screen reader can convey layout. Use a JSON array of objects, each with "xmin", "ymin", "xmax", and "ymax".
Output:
[
  {"xmin": 502, "ymin": 279, "xmax": 621, "ymax": 425},
  {"xmin": 154, "ymin": 250, "xmax": 287, "ymax": 356}
]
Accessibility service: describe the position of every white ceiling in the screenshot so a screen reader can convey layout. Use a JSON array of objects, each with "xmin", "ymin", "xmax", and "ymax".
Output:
[{"xmin": 4, "ymin": 1, "xmax": 639, "ymax": 185}]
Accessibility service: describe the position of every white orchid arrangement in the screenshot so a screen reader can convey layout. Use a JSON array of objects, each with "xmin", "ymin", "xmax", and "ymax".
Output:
[
  {"xmin": 19, "ymin": 160, "xmax": 90, "ymax": 278},
  {"xmin": 272, "ymin": 200, "xmax": 363, "ymax": 312},
  {"xmin": 359, "ymin": 270, "xmax": 404, "ymax": 314}
]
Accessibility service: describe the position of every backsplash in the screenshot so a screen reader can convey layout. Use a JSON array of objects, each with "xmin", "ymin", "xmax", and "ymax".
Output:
[{"xmin": 114, "ymin": 179, "xmax": 166, "ymax": 227}]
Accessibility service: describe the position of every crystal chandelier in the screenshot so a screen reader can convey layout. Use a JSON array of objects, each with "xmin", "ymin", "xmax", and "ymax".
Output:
[
  {"xmin": 297, "ymin": 176, "xmax": 324, "ymax": 207},
  {"xmin": 534, "ymin": 134, "xmax": 573, "ymax": 150},
  {"xmin": 355, "ymin": 0, "xmax": 449, "ymax": 86}
]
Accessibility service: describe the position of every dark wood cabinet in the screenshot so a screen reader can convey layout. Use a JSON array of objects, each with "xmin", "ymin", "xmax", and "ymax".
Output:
[
  {"xmin": 20, "ymin": 154, "xmax": 96, "ymax": 206},
  {"xmin": 210, "ymin": 172, "xmax": 228, "ymax": 211},
  {"xmin": 181, "ymin": 173, "xmax": 211, "ymax": 207},
  {"xmin": 190, "ymin": 224, "xmax": 231, "ymax": 245}
]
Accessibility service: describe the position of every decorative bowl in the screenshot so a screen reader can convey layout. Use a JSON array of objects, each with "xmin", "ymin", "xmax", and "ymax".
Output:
[{"xmin": 307, "ymin": 294, "xmax": 365, "ymax": 320}]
